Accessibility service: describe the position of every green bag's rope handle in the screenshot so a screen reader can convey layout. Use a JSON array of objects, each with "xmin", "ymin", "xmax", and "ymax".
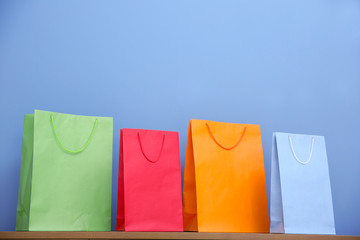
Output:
[
  {"xmin": 206, "ymin": 122, "xmax": 247, "ymax": 150},
  {"xmin": 50, "ymin": 114, "xmax": 98, "ymax": 153}
]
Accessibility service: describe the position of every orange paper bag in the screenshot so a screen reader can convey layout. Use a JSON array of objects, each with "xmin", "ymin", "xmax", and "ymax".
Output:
[{"xmin": 183, "ymin": 119, "xmax": 269, "ymax": 233}]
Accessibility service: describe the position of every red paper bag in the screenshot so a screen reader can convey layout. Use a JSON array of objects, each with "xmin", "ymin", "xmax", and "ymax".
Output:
[{"xmin": 116, "ymin": 129, "xmax": 183, "ymax": 231}]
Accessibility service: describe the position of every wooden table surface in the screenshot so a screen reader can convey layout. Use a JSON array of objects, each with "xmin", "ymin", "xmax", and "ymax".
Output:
[{"xmin": 0, "ymin": 232, "xmax": 359, "ymax": 240}]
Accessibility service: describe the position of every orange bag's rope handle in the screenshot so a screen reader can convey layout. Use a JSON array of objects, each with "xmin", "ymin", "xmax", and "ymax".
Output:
[
  {"xmin": 137, "ymin": 131, "xmax": 166, "ymax": 163},
  {"xmin": 206, "ymin": 123, "xmax": 247, "ymax": 150}
]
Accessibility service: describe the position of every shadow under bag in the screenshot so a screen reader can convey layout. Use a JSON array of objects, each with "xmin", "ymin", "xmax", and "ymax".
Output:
[{"xmin": 270, "ymin": 132, "xmax": 336, "ymax": 234}]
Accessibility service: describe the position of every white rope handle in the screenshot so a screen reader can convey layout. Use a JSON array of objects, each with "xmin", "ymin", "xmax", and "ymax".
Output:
[{"xmin": 288, "ymin": 136, "xmax": 315, "ymax": 165}]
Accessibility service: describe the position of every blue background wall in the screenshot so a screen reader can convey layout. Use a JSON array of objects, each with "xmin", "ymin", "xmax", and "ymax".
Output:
[{"xmin": 0, "ymin": 0, "xmax": 359, "ymax": 235}]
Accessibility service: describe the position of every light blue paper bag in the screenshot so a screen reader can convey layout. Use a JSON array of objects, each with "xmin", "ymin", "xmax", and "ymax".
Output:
[{"xmin": 270, "ymin": 132, "xmax": 335, "ymax": 234}]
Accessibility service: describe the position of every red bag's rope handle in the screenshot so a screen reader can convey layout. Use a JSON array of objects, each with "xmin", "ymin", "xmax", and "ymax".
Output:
[
  {"xmin": 205, "ymin": 123, "xmax": 247, "ymax": 150},
  {"xmin": 137, "ymin": 131, "xmax": 166, "ymax": 163}
]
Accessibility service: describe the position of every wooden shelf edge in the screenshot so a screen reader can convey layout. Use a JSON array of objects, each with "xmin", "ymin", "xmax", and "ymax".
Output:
[{"xmin": 0, "ymin": 232, "xmax": 359, "ymax": 240}]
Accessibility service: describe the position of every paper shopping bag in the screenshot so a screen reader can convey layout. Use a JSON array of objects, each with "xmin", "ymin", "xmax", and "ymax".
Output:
[
  {"xmin": 183, "ymin": 119, "xmax": 269, "ymax": 232},
  {"xmin": 270, "ymin": 132, "xmax": 336, "ymax": 234},
  {"xmin": 16, "ymin": 110, "xmax": 113, "ymax": 231},
  {"xmin": 116, "ymin": 129, "xmax": 183, "ymax": 231}
]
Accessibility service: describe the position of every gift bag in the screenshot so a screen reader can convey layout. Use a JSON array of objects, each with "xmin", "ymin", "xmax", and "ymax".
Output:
[
  {"xmin": 183, "ymin": 119, "xmax": 269, "ymax": 233},
  {"xmin": 270, "ymin": 132, "xmax": 336, "ymax": 234},
  {"xmin": 16, "ymin": 110, "xmax": 113, "ymax": 231},
  {"xmin": 116, "ymin": 129, "xmax": 183, "ymax": 231}
]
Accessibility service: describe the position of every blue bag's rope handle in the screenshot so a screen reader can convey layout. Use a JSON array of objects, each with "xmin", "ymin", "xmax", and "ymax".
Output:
[
  {"xmin": 50, "ymin": 114, "xmax": 98, "ymax": 154},
  {"xmin": 288, "ymin": 135, "xmax": 315, "ymax": 165},
  {"xmin": 137, "ymin": 131, "xmax": 165, "ymax": 163}
]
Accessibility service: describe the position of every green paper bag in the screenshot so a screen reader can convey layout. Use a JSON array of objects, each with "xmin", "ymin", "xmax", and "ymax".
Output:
[{"xmin": 16, "ymin": 110, "xmax": 113, "ymax": 231}]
